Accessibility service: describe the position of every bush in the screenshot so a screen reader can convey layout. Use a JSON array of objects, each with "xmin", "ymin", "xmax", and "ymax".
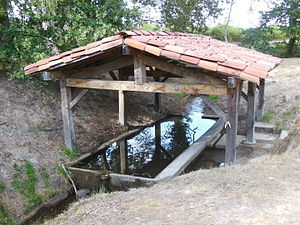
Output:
[{"xmin": 205, "ymin": 25, "xmax": 244, "ymax": 42}]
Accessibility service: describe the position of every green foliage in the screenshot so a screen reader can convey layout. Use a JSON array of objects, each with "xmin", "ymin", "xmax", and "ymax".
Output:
[
  {"xmin": 56, "ymin": 166, "xmax": 68, "ymax": 181},
  {"xmin": 39, "ymin": 167, "xmax": 58, "ymax": 199},
  {"xmin": 61, "ymin": 147, "xmax": 81, "ymax": 160},
  {"xmin": 135, "ymin": 0, "xmax": 223, "ymax": 33},
  {"xmin": 240, "ymin": 28, "xmax": 273, "ymax": 53},
  {"xmin": 260, "ymin": 0, "xmax": 300, "ymax": 56},
  {"xmin": 91, "ymin": 183, "xmax": 107, "ymax": 195},
  {"xmin": 12, "ymin": 160, "xmax": 43, "ymax": 212},
  {"xmin": 174, "ymin": 93, "xmax": 188, "ymax": 100},
  {"xmin": 205, "ymin": 25, "xmax": 244, "ymax": 42},
  {"xmin": 0, "ymin": 203, "xmax": 15, "ymax": 225},
  {"xmin": 0, "ymin": 183, "xmax": 5, "ymax": 193},
  {"xmin": 142, "ymin": 23, "xmax": 161, "ymax": 31},
  {"xmin": 274, "ymin": 121, "xmax": 283, "ymax": 132},
  {"xmin": 0, "ymin": 0, "xmax": 140, "ymax": 77},
  {"xmin": 262, "ymin": 112, "xmax": 272, "ymax": 123},
  {"xmin": 208, "ymin": 95, "xmax": 219, "ymax": 100}
]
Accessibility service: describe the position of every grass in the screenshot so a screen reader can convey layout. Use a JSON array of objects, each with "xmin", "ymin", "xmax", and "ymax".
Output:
[
  {"xmin": 0, "ymin": 203, "xmax": 15, "ymax": 225},
  {"xmin": 274, "ymin": 121, "xmax": 283, "ymax": 132},
  {"xmin": 208, "ymin": 95, "xmax": 219, "ymax": 100},
  {"xmin": 12, "ymin": 161, "xmax": 44, "ymax": 212},
  {"xmin": 0, "ymin": 183, "xmax": 5, "ymax": 193},
  {"xmin": 61, "ymin": 147, "xmax": 81, "ymax": 160},
  {"xmin": 174, "ymin": 93, "xmax": 188, "ymax": 100},
  {"xmin": 39, "ymin": 167, "xmax": 59, "ymax": 199},
  {"xmin": 262, "ymin": 111, "xmax": 273, "ymax": 122},
  {"xmin": 56, "ymin": 165, "xmax": 69, "ymax": 181}
]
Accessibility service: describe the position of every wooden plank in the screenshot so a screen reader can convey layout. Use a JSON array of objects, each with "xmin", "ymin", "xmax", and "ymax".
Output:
[
  {"xmin": 69, "ymin": 89, "xmax": 89, "ymax": 110},
  {"xmin": 134, "ymin": 55, "xmax": 146, "ymax": 84},
  {"xmin": 225, "ymin": 77, "xmax": 240, "ymax": 166},
  {"xmin": 66, "ymin": 79, "xmax": 227, "ymax": 95},
  {"xmin": 59, "ymin": 80, "xmax": 76, "ymax": 151},
  {"xmin": 118, "ymin": 90, "xmax": 126, "ymax": 126},
  {"xmin": 201, "ymin": 96, "xmax": 227, "ymax": 121},
  {"xmin": 246, "ymin": 82, "xmax": 256, "ymax": 143},
  {"xmin": 256, "ymin": 78, "xmax": 265, "ymax": 121},
  {"xmin": 139, "ymin": 54, "xmax": 225, "ymax": 85},
  {"xmin": 155, "ymin": 118, "xmax": 224, "ymax": 180}
]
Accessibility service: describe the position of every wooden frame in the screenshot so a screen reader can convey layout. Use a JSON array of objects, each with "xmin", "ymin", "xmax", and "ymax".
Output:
[{"xmin": 66, "ymin": 79, "xmax": 227, "ymax": 95}]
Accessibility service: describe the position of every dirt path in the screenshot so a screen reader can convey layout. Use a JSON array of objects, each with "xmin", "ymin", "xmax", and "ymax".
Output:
[{"xmin": 44, "ymin": 58, "xmax": 300, "ymax": 225}]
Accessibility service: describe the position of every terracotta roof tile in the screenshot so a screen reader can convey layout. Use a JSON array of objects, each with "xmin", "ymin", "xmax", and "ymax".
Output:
[
  {"xmin": 130, "ymin": 36, "xmax": 151, "ymax": 43},
  {"xmin": 99, "ymin": 39, "xmax": 122, "ymax": 51},
  {"xmin": 218, "ymin": 59, "xmax": 247, "ymax": 70},
  {"xmin": 24, "ymin": 30, "xmax": 281, "ymax": 82},
  {"xmin": 161, "ymin": 50, "xmax": 181, "ymax": 61},
  {"xmin": 145, "ymin": 45, "xmax": 162, "ymax": 56},
  {"xmin": 179, "ymin": 55, "xmax": 200, "ymax": 65},
  {"xmin": 164, "ymin": 44, "xmax": 186, "ymax": 54},
  {"xmin": 148, "ymin": 39, "xmax": 167, "ymax": 47},
  {"xmin": 217, "ymin": 65, "xmax": 241, "ymax": 76},
  {"xmin": 240, "ymin": 72, "xmax": 260, "ymax": 83},
  {"xmin": 244, "ymin": 65, "xmax": 268, "ymax": 78},
  {"xmin": 198, "ymin": 60, "xmax": 218, "ymax": 71},
  {"xmin": 124, "ymin": 38, "xmax": 147, "ymax": 51}
]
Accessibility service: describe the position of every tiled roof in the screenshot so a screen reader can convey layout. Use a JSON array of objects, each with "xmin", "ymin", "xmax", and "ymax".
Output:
[{"xmin": 24, "ymin": 30, "xmax": 282, "ymax": 83}]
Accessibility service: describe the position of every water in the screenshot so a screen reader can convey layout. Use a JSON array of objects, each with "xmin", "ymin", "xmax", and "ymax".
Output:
[{"xmin": 76, "ymin": 97, "xmax": 217, "ymax": 178}]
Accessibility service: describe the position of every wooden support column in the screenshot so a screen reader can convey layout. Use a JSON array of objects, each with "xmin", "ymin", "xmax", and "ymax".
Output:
[
  {"xmin": 119, "ymin": 139, "xmax": 128, "ymax": 174},
  {"xmin": 134, "ymin": 55, "xmax": 146, "ymax": 84},
  {"xmin": 60, "ymin": 80, "xmax": 76, "ymax": 151},
  {"xmin": 118, "ymin": 90, "xmax": 126, "ymax": 126},
  {"xmin": 246, "ymin": 82, "xmax": 256, "ymax": 143},
  {"xmin": 154, "ymin": 93, "xmax": 161, "ymax": 112},
  {"xmin": 256, "ymin": 78, "xmax": 265, "ymax": 121},
  {"xmin": 154, "ymin": 76, "xmax": 161, "ymax": 112},
  {"xmin": 225, "ymin": 77, "xmax": 240, "ymax": 166}
]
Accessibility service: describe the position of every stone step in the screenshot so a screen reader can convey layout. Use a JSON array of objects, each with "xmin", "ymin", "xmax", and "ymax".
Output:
[
  {"xmin": 255, "ymin": 122, "xmax": 278, "ymax": 134},
  {"xmin": 212, "ymin": 132, "xmax": 278, "ymax": 149}
]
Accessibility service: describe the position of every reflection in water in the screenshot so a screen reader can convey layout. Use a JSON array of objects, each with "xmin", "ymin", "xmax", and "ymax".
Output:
[{"xmin": 76, "ymin": 97, "xmax": 217, "ymax": 178}]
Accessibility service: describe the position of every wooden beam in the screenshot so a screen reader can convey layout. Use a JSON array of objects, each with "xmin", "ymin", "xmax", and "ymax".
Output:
[
  {"xmin": 69, "ymin": 89, "xmax": 89, "ymax": 110},
  {"xmin": 139, "ymin": 55, "xmax": 225, "ymax": 85},
  {"xmin": 44, "ymin": 56, "xmax": 133, "ymax": 80},
  {"xmin": 225, "ymin": 77, "xmax": 240, "ymax": 166},
  {"xmin": 246, "ymin": 82, "xmax": 256, "ymax": 143},
  {"xmin": 256, "ymin": 78, "xmax": 265, "ymax": 121},
  {"xmin": 119, "ymin": 90, "xmax": 126, "ymax": 126},
  {"xmin": 59, "ymin": 80, "xmax": 76, "ymax": 151},
  {"xmin": 201, "ymin": 96, "xmax": 226, "ymax": 121},
  {"xmin": 66, "ymin": 79, "xmax": 228, "ymax": 95},
  {"xmin": 109, "ymin": 71, "xmax": 118, "ymax": 80},
  {"xmin": 134, "ymin": 55, "xmax": 146, "ymax": 84}
]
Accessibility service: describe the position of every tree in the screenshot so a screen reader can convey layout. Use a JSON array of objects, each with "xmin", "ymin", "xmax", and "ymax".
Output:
[
  {"xmin": 0, "ymin": 0, "xmax": 140, "ymax": 77},
  {"xmin": 135, "ymin": 0, "xmax": 223, "ymax": 33},
  {"xmin": 260, "ymin": 0, "xmax": 300, "ymax": 56}
]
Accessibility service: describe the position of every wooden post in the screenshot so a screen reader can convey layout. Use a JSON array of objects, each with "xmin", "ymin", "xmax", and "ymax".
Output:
[
  {"xmin": 225, "ymin": 77, "xmax": 240, "ymax": 166},
  {"xmin": 134, "ymin": 55, "xmax": 146, "ymax": 84},
  {"xmin": 237, "ymin": 81, "xmax": 243, "ymax": 109},
  {"xmin": 118, "ymin": 90, "xmax": 126, "ymax": 126},
  {"xmin": 246, "ymin": 82, "xmax": 256, "ymax": 143},
  {"xmin": 60, "ymin": 80, "xmax": 76, "ymax": 151},
  {"xmin": 256, "ymin": 78, "xmax": 265, "ymax": 121},
  {"xmin": 154, "ymin": 93, "xmax": 161, "ymax": 112},
  {"xmin": 119, "ymin": 139, "xmax": 128, "ymax": 174}
]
